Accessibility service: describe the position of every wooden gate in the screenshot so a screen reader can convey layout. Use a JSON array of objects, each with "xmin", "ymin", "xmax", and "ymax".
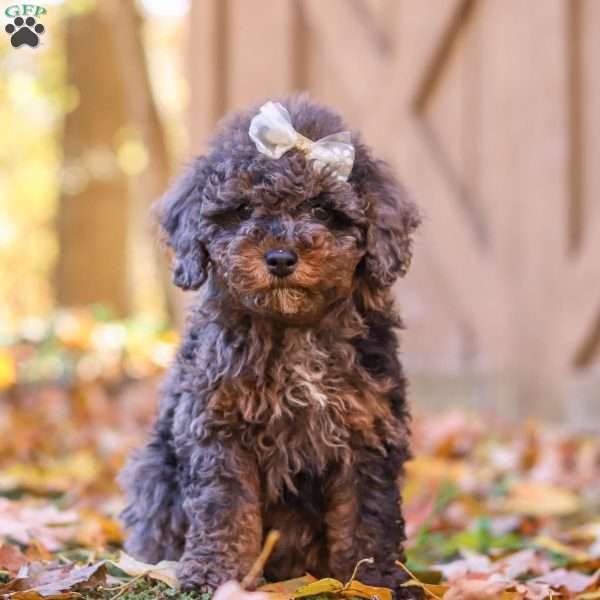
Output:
[{"xmin": 188, "ymin": 0, "xmax": 600, "ymax": 419}]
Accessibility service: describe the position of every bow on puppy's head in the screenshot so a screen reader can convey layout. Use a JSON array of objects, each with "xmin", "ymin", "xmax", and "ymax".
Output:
[{"xmin": 249, "ymin": 101, "xmax": 355, "ymax": 182}]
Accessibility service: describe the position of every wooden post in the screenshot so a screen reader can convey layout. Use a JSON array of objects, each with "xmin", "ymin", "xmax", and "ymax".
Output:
[{"xmin": 57, "ymin": 8, "xmax": 129, "ymax": 315}]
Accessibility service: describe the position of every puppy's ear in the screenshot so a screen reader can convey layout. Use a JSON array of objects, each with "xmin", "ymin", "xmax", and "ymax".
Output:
[
  {"xmin": 354, "ymin": 155, "xmax": 420, "ymax": 288},
  {"xmin": 156, "ymin": 159, "xmax": 210, "ymax": 291}
]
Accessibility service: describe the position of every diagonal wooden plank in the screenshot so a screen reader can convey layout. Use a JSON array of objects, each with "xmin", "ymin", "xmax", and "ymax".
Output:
[
  {"xmin": 362, "ymin": 0, "xmax": 502, "ymax": 351},
  {"xmin": 302, "ymin": 0, "xmax": 389, "ymax": 109},
  {"xmin": 386, "ymin": 117, "xmax": 510, "ymax": 361},
  {"xmin": 365, "ymin": 0, "xmax": 468, "ymax": 125}
]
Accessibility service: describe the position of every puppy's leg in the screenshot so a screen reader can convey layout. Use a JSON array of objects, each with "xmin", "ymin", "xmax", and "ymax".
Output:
[
  {"xmin": 177, "ymin": 442, "xmax": 262, "ymax": 593},
  {"xmin": 119, "ymin": 409, "xmax": 187, "ymax": 563},
  {"xmin": 325, "ymin": 451, "xmax": 423, "ymax": 600}
]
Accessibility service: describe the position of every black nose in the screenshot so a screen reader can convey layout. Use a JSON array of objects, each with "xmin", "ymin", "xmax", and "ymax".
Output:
[{"xmin": 265, "ymin": 249, "xmax": 298, "ymax": 278}]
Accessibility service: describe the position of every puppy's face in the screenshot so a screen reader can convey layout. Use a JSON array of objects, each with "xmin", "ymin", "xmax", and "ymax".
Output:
[
  {"xmin": 159, "ymin": 98, "xmax": 420, "ymax": 325},
  {"xmin": 201, "ymin": 168, "xmax": 369, "ymax": 323}
]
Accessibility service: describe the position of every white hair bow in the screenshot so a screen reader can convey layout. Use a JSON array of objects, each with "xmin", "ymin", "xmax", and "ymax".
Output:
[{"xmin": 248, "ymin": 101, "xmax": 355, "ymax": 182}]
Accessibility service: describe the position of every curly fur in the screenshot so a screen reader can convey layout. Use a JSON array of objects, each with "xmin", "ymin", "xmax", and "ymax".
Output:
[{"xmin": 119, "ymin": 95, "xmax": 421, "ymax": 598}]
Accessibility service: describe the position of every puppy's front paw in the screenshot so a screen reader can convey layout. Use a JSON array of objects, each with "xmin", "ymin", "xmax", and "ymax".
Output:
[{"xmin": 177, "ymin": 560, "xmax": 224, "ymax": 594}]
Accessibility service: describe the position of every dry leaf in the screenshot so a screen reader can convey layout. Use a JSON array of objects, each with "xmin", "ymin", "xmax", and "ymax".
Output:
[
  {"xmin": 292, "ymin": 578, "xmax": 343, "ymax": 598},
  {"xmin": 110, "ymin": 551, "xmax": 179, "ymax": 589},
  {"xmin": 0, "ymin": 560, "xmax": 106, "ymax": 599},
  {"xmin": 534, "ymin": 535, "xmax": 591, "ymax": 563},
  {"xmin": 0, "ymin": 499, "xmax": 78, "ymax": 551},
  {"xmin": 400, "ymin": 578, "xmax": 448, "ymax": 599},
  {"xmin": 433, "ymin": 553, "xmax": 492, "ymax": 581},
  {"xmin": 531, "ymin": 568, "xmax": 600, "ymax": 594},
  {"xmin": 0, "ymin": 544, "xmax": 28, "ymax": 575},
  {"xmin": 578, "ymin": 591, "xmax": 600, "ymax": 599},
  {"xmin": 342, "ymin": 580, "xmax": 393, "ymax": 600},
  {"xmin": 259, "ymin": 574, "xmax": 317, "ymax": 600},
  {"xmin": 442, "ymin": 575, "xmax": 513, "ymax": 600},
  {"xmin": 500, "ymin": 482, "xmax": 582, "ymax": 517}
]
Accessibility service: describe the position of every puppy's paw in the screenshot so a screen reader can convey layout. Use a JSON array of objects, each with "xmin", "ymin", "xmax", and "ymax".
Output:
[
  {"xmin": 393, "ymin": 584, "xmax": 425, "ymax": 600},
  {"xmin": 177, "ymin": 561, "xmax": 222, "ymax": 594}
]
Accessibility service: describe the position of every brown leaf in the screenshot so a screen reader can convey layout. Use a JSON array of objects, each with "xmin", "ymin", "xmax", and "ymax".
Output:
[
  {"xmin": 7, "ymin": 592, "xmax": 79, "ymax": 600},
  {"xmin": 292, "ymin": 578, "xmax": 343, "ymax": 598},
  {"xmin": 0, "ymin": 544, "xmax": 28, "ymax": 575},
  {"xmin": 258, "ymin": 575, "xmax": 317, "ymax": 597},
  {"xmin": 342, "ymin": 580, "xmax": 393, "ymax": 600},
  {"xmin": 0, "ymin": 560, "xmax": 106, "ymax": 599}
]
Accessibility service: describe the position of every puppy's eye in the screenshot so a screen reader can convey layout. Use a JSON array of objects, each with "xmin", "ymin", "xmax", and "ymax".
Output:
[
  {"xmin": 237, "ymin": 203, "xmax": 253, "ymax": 221},
  {"xmin": 312, "ymin": 206, "xmax": 331, "ymax": 221}
]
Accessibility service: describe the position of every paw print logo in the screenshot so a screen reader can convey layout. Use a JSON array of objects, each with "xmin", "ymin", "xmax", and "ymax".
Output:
[{"xmin": 5, "ymin": 16, "xmax": 45, "ymax": 48}]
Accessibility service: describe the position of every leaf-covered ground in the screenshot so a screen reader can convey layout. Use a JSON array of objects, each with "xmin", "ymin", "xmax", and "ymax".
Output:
[{"xmin": 1, "ymin": 309, "xmax": 600, "ymax": 599}]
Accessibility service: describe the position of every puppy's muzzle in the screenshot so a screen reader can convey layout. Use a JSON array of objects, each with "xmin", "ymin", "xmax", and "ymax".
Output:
[{"xmin": 264, "ymin": 248, "xmax": 298, "ymax": 278}]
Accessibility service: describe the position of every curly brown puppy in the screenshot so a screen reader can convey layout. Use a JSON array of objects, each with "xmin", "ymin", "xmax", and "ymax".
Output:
[{"xmin": 119, "ymin": 95, "xmax": 421, "ymax": 598}]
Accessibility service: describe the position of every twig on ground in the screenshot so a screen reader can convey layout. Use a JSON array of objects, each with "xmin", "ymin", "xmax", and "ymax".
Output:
[{"xmin": 241, "ymin": 530, "xmax": 280, "ymax": 590}]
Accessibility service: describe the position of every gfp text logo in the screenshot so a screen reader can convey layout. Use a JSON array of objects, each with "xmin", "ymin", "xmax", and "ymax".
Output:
[{"xmin": 4, "ymin": 4, "xmax": 47, "ymax": 48}]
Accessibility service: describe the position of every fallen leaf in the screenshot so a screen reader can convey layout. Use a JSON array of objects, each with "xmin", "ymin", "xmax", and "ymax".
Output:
[
  {"xmin": 342, "ymin": 580, "xmax": 393, "ymax": 600},
  {"xmin": 259, "ymin": 574, "xmax": 316, "ymax": 599},
  {"xmin": 494, "ymin": 549, "xmax": 552, "ymax": 579},
  {"xmin": 531, "ymin": 568, "xmax": 600, "ymax": 594},
  {"xmin": 110, "ymin": 551, "xmax": 179, "ymax": 589},
  {"xmin": 0, "ymin": 544, "xmax": 28, "ymax": 575},
  {"xmin": 292, "ymin": 578, "xmax": 343, "ymax": 598},
  {"xmin": 400, "ymin": 578, "xmax": 448, "ymax": 599},
  {"xmin": 0, "ymin": 350, "xmax": 16, "ymax": 389},
  {"xmin": 433, "ymin": 552, "xmax": 492, "ymax": 581},
  {"xmin": 0, "ymin": 499, "xmax": 78, "ymax": 551},
  {"xmin": 534, "ymin": 535, "xmax": 591, "ymax": 563},
  {"xmin": 500, "ymin": 482, "xmax": 582, "ymax": 517},
  {"xmin": 0, "ymin": 560, "xmax": 106, "ymax": 599},
  {"xmin": 442, "ymin": 575, "xmax": 514, "ymax": 600}
]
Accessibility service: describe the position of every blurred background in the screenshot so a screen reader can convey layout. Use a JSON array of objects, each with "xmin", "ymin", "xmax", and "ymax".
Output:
[
  {"xmin": 1, "ymin": 0, "xmax": 599, "ymax": 426},
  {"xmin": 1, "ymin": 3, "xmax": 600, "ymax": 588}
]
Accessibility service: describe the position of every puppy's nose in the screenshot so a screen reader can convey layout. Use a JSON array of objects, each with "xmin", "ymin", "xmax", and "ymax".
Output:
[{"xmin": 265, "ymin": 249, "xmax": 298, "ymax": 278}]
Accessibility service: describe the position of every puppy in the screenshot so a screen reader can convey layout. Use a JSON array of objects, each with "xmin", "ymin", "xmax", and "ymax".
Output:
[{"xmin": 119, "ymin": 95, "xmax": 421, "ymax": 597}]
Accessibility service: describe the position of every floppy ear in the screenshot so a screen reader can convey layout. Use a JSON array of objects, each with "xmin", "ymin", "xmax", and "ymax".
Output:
[
  {"xmin": 354, "ymin": 156, "xmax": 420, "ymax": 288},
  {"xmin": 156, "ymin": 158, "xmax": 211, "ymax": 291}
]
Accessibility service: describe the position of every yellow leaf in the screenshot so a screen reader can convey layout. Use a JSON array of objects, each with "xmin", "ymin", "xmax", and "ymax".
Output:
[
  {"xmin": 259, "ymin": 575, "xmax": 316, "ymax": 596},
  {"xmin": 0, "ymin": 350, "xmax": 16, "ymax": 389},
  {"xmin": 400, "ymin": 579, "xmax": 448, "ymax": 599},
  {"xmin": 343, "ymin": 580, "xmax": 393, "ymax": 600},
  {"xmin": 292, "ymin": 578, "xmax": 343, "ymax": 598},
  {"xmin": 405, "ymin": 456, "xmax": 467, "ymax": 483},
  {"xmin": 534, "ymin": 535, "xmax": 591, "ymax": 563},
  {"xmin": 500, "ymin": 482, "xmax": 582, "ymax": 517},
  {"xmin": 110, "ymin": 551, "xmax": 179, "ymax": 590}
]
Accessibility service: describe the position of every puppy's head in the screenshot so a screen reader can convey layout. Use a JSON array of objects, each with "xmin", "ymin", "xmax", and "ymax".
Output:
[{"xmin": 158, "ymin": 95, "xmax": 419, "ymax": 324}]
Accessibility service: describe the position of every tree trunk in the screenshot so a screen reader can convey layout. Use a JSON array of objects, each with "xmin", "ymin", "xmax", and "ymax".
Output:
[{"xmin": 56, "ymin": 8, "xmax": 129, "ymax": 315}]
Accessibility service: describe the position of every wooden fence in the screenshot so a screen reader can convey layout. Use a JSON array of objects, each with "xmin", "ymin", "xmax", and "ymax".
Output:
[{"xmin": 187, "ymin": 0, "xmax": 600, "ymax": 420}]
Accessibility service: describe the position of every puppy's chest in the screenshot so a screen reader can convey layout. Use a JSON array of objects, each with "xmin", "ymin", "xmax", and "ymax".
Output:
[{"xmin": 209, "ymin": 344, "xmax": 398, "ymax": 497}]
